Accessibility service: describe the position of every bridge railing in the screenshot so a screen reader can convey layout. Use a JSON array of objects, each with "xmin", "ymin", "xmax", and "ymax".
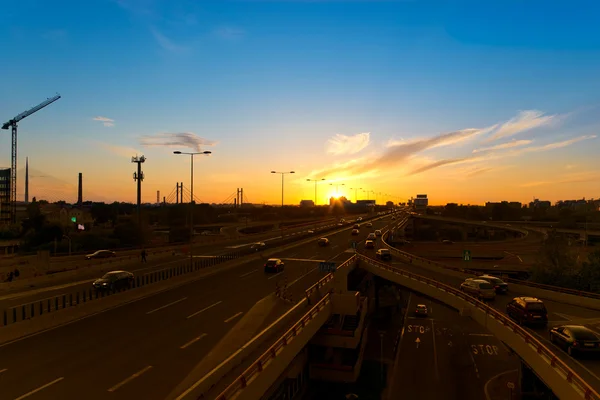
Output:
[
  {"xmin": 381, "ymin": 229, "xmax": 600, "ymax": 300},
  {"xmin": 215, "ymin": 293, "xmax": 333, "ymax": 400},
  {"xmin": 356, "ymin": 253, "xmax": 600, "ymax": 400}
]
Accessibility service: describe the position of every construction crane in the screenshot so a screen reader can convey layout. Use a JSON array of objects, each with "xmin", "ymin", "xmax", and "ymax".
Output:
[{"xmin": 2, "ymin": 94, "xmax": 61, "ymax": 223}]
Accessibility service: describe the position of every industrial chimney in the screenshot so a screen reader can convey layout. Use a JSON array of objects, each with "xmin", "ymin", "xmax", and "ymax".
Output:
[
  {"xmin": 77, "ymin": 173, "xmax": 83, "ymax": 206},
  {"xmin": 25, "ymin": 157, "xmax": 29, "ymax": 204}
]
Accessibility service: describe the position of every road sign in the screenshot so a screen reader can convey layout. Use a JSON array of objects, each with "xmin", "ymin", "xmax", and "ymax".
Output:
[
  {"xmin": 507, "ymin": 382, "xmax": 515, "ymax": 389},
  {"xmin": 463, "ymin": 249, "xmax": 471, "ymax": 262},
  {"xmin": 319, "ymin": 262, "xmax": 337, "ymax": 273}
]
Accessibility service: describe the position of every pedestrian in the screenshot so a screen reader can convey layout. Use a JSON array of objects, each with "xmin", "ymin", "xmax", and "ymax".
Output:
[
  {"xmin": 13, "ymin": 268, "xmax": 20, "ymax": 278},
  {"xmin": 141, "ymin": 249, "xmax": 147, "ymax": 263},
  {"xmin": 7, "ymin": 271, "xmax": 13, "ymax": 282}
]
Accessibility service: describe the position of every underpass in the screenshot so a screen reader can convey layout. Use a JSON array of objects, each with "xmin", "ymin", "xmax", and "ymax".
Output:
[{"xmin": 0, "ymin": 214, "xmax": 393, "ymax": 400}]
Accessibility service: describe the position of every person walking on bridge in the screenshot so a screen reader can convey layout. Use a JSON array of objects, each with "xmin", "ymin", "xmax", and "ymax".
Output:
[{"xmin": 141, "ymin": 249, "xmax": 147, "ymax": 263}]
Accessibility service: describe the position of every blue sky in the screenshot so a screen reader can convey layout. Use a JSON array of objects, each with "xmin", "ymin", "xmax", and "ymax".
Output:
[{"xmin": 1, "ymin": 0, "xmax": 599, "ymax": 205}]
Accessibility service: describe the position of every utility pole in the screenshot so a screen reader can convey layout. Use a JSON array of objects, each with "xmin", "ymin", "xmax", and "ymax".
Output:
[
  {"xmin": 307, "ymin": 178, "xmax": 326, "ymax": 205},
  {"xmin": 132, "ymin": 155, "xmax": 146, "ymax": 226},
  {"xmin": 350, "ymin": 187, "xmax": 362, "ymax": 203},
  {"xmin": 271, "ymin": 171, "xmax": 295, "ymax": 207}
]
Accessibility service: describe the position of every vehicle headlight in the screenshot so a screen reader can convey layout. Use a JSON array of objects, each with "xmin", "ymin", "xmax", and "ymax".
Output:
[{"xmin": 102, "ymin": 282, "xmax": 108, "ymax": 286}]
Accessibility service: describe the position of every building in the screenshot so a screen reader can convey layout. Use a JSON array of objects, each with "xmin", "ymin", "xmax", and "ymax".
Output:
[
  {"xmin": 300, "ymin": 200, "xmax": 315, "ymax": 207},
  {"xmin": 0, "ymin": 168, "xmax": 10, "ymax": 225},
  {"xmin": 529, "ymin": 199, "xmax": 551, "ymax": 209},
  {"xmin": 40, "ymin": 204, "xmax": 94, "ymax": 227},
  {"xmin": 414, "ymin": 194, "xmax": 428, "ymax": 211},
  {"xmin": 386, "ymin": 201, "xmax": 394, "ymax": 208}
]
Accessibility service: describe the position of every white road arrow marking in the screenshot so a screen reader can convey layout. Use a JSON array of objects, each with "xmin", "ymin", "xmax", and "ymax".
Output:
[{"xmin": 415, "ymin": 337, "xmax": 421, "ymax": 348}]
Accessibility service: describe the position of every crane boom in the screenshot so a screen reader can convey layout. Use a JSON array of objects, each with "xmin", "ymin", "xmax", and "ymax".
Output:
[{"xmin": 2, "ymin": 94, "xmax": 61, "ymax": 129}]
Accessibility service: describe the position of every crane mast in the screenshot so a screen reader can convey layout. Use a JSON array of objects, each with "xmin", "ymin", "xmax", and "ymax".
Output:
[{"xmin": 2, "ymin": 94, "xmax": 61, "ymax": 223}]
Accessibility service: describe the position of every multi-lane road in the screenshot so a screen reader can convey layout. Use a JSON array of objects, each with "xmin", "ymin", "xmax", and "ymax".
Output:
[
  {"xmin": 381, "ymin": 232, "xmax": 600, "ymax": 395},
  {"xmin": 0, "ymin": 216, "xmax": 394, "ymax": 400}
]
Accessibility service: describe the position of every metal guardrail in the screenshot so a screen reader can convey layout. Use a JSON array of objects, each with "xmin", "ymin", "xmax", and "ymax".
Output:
[
  {"xmin": 381, "ymin": 223, "xmax": 600, "ymax": 300},
  {"xmin": 357, "ymin": 253, "xmax": 600, "ymax": 400},
  {"xmin": 215, "ymin": 293, "xmax": 333, "ymax": 400}
]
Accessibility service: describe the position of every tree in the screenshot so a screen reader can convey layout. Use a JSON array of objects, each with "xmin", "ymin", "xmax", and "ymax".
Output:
[
  {"xmin": 529, "ymin": 230, "xmax": 579, "ymax": 288},
  {"xmin": 579, "ymin": 250, "xmax": 600, "ymax": 292}
]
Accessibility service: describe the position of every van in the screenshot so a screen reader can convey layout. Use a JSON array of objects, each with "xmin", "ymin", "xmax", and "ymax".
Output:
[{"xmin": 506, "ymin": 297, "xmax": 548, "ymax": 326}]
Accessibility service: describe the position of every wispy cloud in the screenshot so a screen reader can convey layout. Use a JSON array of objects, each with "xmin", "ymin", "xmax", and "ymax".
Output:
[
  {"xmin": 93, "ymin": 116, "xmax": 115, "ymax": 127},
  {"xmin": 520, "ymin": 171, "xmax": 600, "ymax": 188},
  {"xmin": 408, "ymin": 158, "xmax": 469, "ymax": 175},
  {"xmin": 326, "ymin": 133, "xmax": 370, "ymax": 155},
  {"xmin": 484, "ymin": 110, "xmax": 558, "ymax": 143},
  {"xmin": 565, "ymin": 164, "xmax": 576, "ymax": 170},
  {"xmin": 151, "ymin": 27, "xmax": 189, "ymax": 53},
  {"xmin": 472, "ymin": 139, "xmax": 532, "ymax": 154},
  {"xmin": 513, "ymin": 135, "xmax": 596, "ymax": 155},
  {"xmin": 139, "ymin": 132, "xmax": 217, "ymax": 152},
  {"xmin": 213, "ymin": 26, "xmax": 245, "ymax": 40},
  {"xmin": 96, "ymin": 142, "xmax": 142, "ymax": 158}
]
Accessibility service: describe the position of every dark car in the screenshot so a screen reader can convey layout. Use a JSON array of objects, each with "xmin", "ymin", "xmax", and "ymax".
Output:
[
  {"xmin": 264, "ymin": 258, "xmax": 285, "ymax": 273},
  {"xmin": 85, "ymin": 250, "xmax": 116, "ymax": 260},
  {"xmin": 250, "ymin": 242, "xmax": 266, "ymax": 251},
  {"xmin": 376, "ymin": 248, "xmax": 392, "ymax": 261},
  {"xmin": 478, "ymin": 275, "xmax": 509, "ymax": 294},
  {"xmin": 506, "ymin": 297, "xmax": 548, "ymax": 326},
  {"xmin": 550, "ymin": 325, "xmax": 600, "ymax": 357},
  {"xmin": 318, "ymin": 238, "xmax": 330, "ymax": 247},
  {"xmin": 93, "ymin": 271, "xmax": 134, "ymax": 291},
  {"xmin": 365, "ymin": 240, "xmax": 375, "ymax": 249}
]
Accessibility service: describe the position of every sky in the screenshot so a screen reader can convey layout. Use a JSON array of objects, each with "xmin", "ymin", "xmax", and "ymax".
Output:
[{"xmin": 1, "ymin": 0, "xmax": 599, "ymax": 206}]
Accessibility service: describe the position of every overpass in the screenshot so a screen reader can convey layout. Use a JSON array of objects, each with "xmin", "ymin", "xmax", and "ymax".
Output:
[{"xmin": 181, "ymin": 214, "xmax": 600, "ymax": 400}]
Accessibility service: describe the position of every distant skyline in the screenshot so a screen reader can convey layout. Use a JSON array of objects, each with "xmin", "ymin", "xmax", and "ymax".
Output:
[{"xmin": 1, "ymin": 0, "xmax": 599, "ymax": 205}]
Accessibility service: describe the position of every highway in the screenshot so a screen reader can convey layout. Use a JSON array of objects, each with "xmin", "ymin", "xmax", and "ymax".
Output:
[
  {"xmin": 380, "ymin": 241, "xmax": 600, "ymax": 394},
  {"xmin": 387, "ymin": 293, "xmax": 520, "ymax": 400},
  {"xmin": 0, "ymin": 217, "xmax": 351, "ymax": 311},
  {"xmin": 0, "ymin": 217, "xmax": 394, "ymax": 400}
]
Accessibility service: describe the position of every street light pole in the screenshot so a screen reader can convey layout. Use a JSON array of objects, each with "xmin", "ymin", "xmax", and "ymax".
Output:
[
  {"xmin": 271, "ymin": 171, "xmax": 295, "ymax": 207},
  {"xmin": 306, "ymin": 178, "xmax": 326, "ymax": 205},
  {"xmin": 350, "ymin": 187, "xmax": 362, "ymax": 203},
  {"xmin": 174, "ymin": 150, "xmax": 212, "ymax": 265},
  {"xmin": 330, "ymin": 183, "xmax": 345, "ymax": 196}
]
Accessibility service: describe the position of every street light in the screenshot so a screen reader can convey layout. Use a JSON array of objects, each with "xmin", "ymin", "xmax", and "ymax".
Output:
[
  {"xmin": 173, "ymin": 150, "xmax": 212, "ymax": 264},
  {"xmin": 350, "ymin": 187, "xmax": 362, "ymax": 203},
  {"xmin": 306, "ymin": 178, "xmax": 326, "ymax": 205},
  {"xmin": 271, "ymin": 171, "xmax": 295, "ymax": 207},
  {"xmin": 330, "ymin": 183, "xmax": 345, "ymax": 196}
]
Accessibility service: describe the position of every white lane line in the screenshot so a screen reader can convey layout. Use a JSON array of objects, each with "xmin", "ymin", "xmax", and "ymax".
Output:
[
  {"xmin": 289, "ymin": 266, "xmax": 319, "ymax": 287},
  {"xmin": 107, "ymin": 366, "xmax": 153, "ymax": 392},
  {"xmin": 14, "ymin": 377, "xmax": 64, "ymax": 400},
  {"xmin": 484, "ymin": 369, "xmax": 518, "ymax": 400},
  {"xmin": 468, "ymin": 333, "xmax": 494, "ymax": 337},
  {"xmin": 280, "ymin": 258, "xmax": 325, "ymax": 262},
  {"xmin": 267, "ymin": 272, "xmax": 285, "ymax": 280},
  {"xmin": 239, "ymin": 269, "xmax": 257, "ymax": 278},
  {"xmin": 146, "ymin": 297, "xmax": 187, "ymax": 315},
  {"xmin": 180, "ymin": 333, "xmax": 207, "ymax": 349},
  {"xmin": 466, "ymin": 333, "xmax": 480, "ymax": 379},
  {"xmin": 0, "ymin": 368, "xmax": 6, "ymax": 374},
  {"xmin": 224, "ymin": 311, "xmax": 243, "ymax": 323},
  {"xmin": 187, "ymin": 301, "xmax": 222, "ymax": 319},
  {"xmin": 431, "ymin": 319, "xmax": 440, "ymax": 382}
]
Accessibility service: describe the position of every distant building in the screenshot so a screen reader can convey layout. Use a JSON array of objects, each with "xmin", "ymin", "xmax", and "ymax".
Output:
[
  {"xmin": 300, "ymin": 200, "xmax": 315, "ymax": 207},
  {"xmin": 414, "ymin": 194, "xmax": 428, "ymax": 211},
  {"xmin": 386, "ymin": 201, "xmax": 394, "ymax": 208},
  {"xmin": 40, "ymin": 204, "xmax": 94, "ymax": 227},
  {"xmin": 529, "ymin": 199, "xmax": 551, "ymax": 209},
  {"xmin": 0, "ymin": 168, "xmax": 10, "ymax": 225}
]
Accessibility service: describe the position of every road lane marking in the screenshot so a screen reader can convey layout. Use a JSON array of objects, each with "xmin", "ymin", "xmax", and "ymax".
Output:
[
  {"xmin": 180, "ymin": 333, "xmax": 207, "ymax": 349},
  {"xmin": 466, "ymin": 333, "xmax": 481, "ymax": 379},
  {"xmin": 387, "ymin": 293, "xmax": 412, "ymax": 399},
  {"xmin": 484, "ymin": 369, "xmax": 518, "ymax": 400},
  {"xmin": 0, "ymin": 368, "xmax": 6, "ymax": 374},
  {"xmin": 468, "ymin": 333, "xmax": 494, "ymax": 337},
  {"xmin": 289, "ymin": 267, "xmax": 319, "ymax": 287},
  {"xmin": 239, "ymin": 269, "xmax": 257, "ymax": 278},
  {"xmin": 430, "ymin": 319, "xmax": 440, "ymax": 382},
  {"xmin": 224, "ymin": 311, "xmax": 243, "ymax": 323},
  {"xmin": 108, "ymin": 366, "xmax": 153, "ymax": 392},
  {"xmin": 267, "ymin": 272, "xmax": 284, "ymax": 280},
  {"xmin": 280, "ymin": 258, "xmax": 325, "ymax": 262},
  {"xmin": 14, "ymin": 377, "xmax": 64, "ymax": 400},
  {"xmin": 146, "ymin": 297, "xmax": 187, "ymax": 314},
  {"xmin": 187, "ymin": 301, "xmax": 222, "ymax": 319}
]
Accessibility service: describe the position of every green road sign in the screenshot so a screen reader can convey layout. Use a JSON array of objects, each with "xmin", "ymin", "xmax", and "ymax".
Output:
[{"xmin": 463, "ymin": 250, "xmax": 471, "ymax": 262}]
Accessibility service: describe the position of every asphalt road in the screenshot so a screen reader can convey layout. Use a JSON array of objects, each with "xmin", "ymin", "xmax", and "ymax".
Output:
[
  {"xmin": 386, "ymin": 255, "xmax": 600, "ymax": 394},
  {"xmin": 0, "ymin": 218, "xmax": 394, "ymax": 400},
  {"xmin": 387, "ymin": 293, "xmax": 520, "ymax": 400},
  {"xmin": 0, "ymin": 216, "xmax": 356, "ymax": 310}
]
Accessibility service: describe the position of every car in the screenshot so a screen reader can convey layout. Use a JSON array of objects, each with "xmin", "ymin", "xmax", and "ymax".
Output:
[
  {"xmin": 353, "ymin": 224, "xmax": 360, "ymax": 229},
  {"xmin": 478, "ymin": 275, "xmax": 509, "ymax": 294},
  {"xmin": 365, "ymin": 240, "xmax": 375, "ymax": 249},
  {"xmin": 366, "ymin": 222, "xmax": 373, "ymax": 228},
  {"xmin": 367, "ymin": 232, "xmax": 377, "ymax": 241},
  {"xmin": 92, "ymin": 271, "xmax": 134, "ymax": 291},
  {"xmin": 460, "ymin": 278, "xmax": 496, "ymax": 300},
  {"xmin": 351, "ymin": 229, "xmax": 359, "ymax": 235},
  {"xmin": 375, "ymin": 230, "xmax": 382, "ymax": 237},
  {"xmin": 317, "ymin": 237, "xmax": 330, "ymax": 246},
  {"xmin": 442, "ymin": 240, "xmax": 454, "ymax": 245},
  {"xmin": 308, "ymin": 230, "xmax": 315, "ymax": 234},
  {"xmin": 506, "ymin": 297, "xmax": 548, "ymax": 326},
  {"xmin": 356, "ymin": 217, "xmax": 363, "ymax": 222},
  {"xmin": 85, "ymin": 250, "xmax": 116, "ymax": 260},
  {"xmin": 550, "ymin": 325, "xmax": 600, "ymax": 356},
  {"xmin": 264, "ymin": 258, "xmax": 285, "ymax": 273},
  {"xmin": 251, "ymin": 242, "xmax": 266, "ymax": 251},
  {"xmin": 415, "ymin": 304, "xmax": 428, "ymax": 317},
  {"xmin": 375, "ymin": 248, "xmax": 392, "ymax": 261}
]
